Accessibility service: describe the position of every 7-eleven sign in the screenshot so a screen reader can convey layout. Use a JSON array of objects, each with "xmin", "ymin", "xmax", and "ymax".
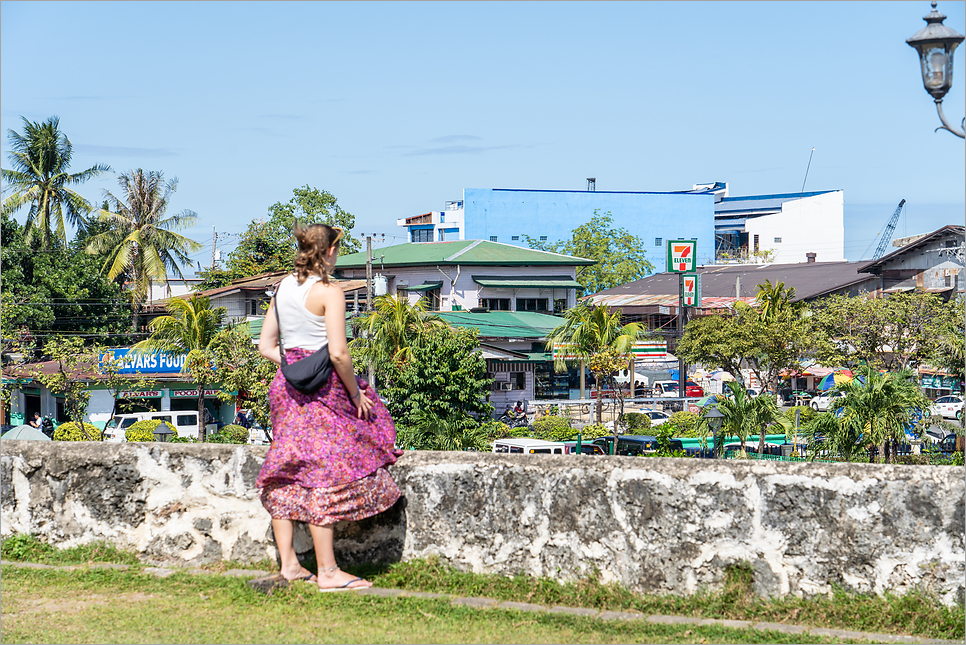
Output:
[
  {"xmin": 667, "ymin": 239, "xmax": 697, "ymax": 273},
  {"xmin": 683, "ymin": 273, "xmax": 702, "ymax": 307}
]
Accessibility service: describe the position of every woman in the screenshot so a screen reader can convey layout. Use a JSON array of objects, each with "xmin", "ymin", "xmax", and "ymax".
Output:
[{"xmin": 257, "ymin": 223, "xmax": 401, "ymax": 591}]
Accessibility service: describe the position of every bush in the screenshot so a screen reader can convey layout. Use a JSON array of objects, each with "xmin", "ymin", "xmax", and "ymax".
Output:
[
  {"xmin": 168, "ymin": 435, "xmax": 195, "ymax": 444},
  {"xmin": 530, "ymin": 415, "xmax": 574, "ymax": 442},
  {"xmin": 665, "ymin": 411, "xmax": 700, "ymax": 437},
  {"xmin": 53, "ymin": 421, "xmax": 102, "ymax": 442},
  {"xmin": 206, "ymin": 424, "xmax": 249, "ymax": 444},
  {"xmin": 579, "ymin": 423, "xmax": 609, "ymax": 440},
  {"xmin": 624, "ymin": 412, "xmax": 651, "ymax": 431},
  {"xmin": 126, "ymin": 420, "xmax": 175, "ymax": 442},
  {"xmin": 480, "ymin": 421, "xmax": 511, "ymax": 440},
  {"xmin": 784, "ymin": 405, "xmax": 816, "ymax": 427}
]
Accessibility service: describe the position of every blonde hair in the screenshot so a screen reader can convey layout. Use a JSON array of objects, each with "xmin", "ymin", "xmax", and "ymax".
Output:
[{"xmin": 293, "ymin": 223, "xmax": 341, "ymax": 284}]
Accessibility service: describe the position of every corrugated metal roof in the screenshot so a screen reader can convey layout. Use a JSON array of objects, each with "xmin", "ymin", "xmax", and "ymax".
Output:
[
  {"xmin": 472, "ymin": 275, "xmax": 581, "ymax": 289},
  {"xmin": 437, "ymin": 310, "xmax": 563, "ymax": 339},
  {"xmin": 335, "ymin": 240, "xmax": 594, "ymax": 270},
  {"xmin": 588, "ymin": 261, "xmax": 877, "ymax": 303},
  {"xmin": 858, "ymin": 224, "xmax": 965, "ymax": 274}
]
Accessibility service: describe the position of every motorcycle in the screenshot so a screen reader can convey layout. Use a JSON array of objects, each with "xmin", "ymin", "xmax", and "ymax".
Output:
[
  {"xmin": 499, "ymin": 402, "xmax": 530, "ymax": 429},
  {"xmin": 40, "ymin": 415, "xmax": 55, "ymax": 439}
]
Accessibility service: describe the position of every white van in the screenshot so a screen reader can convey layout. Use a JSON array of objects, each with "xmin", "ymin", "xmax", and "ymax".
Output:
[
  {"xmin": 104, "ymin": 411, "xmax": 201, "ymax": 442},
  {"xmin": 493, "ymin": 438, "xmax": 567, "ymax": 454}
]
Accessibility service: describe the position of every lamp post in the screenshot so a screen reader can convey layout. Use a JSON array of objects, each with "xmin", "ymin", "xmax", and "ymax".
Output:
[
  {"xmin": 152, "ymin": 420, "xmax": 174, "ymax": 442},
  {"xmin": 703, "ymin": 407, "xmax": 725, "ymax": 458},
  {"xmin": 907, "ymin": 1, "xmax": 965, "ymax": 138}
]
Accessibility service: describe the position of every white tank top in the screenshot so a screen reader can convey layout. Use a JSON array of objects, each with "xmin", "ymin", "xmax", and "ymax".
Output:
[{"xmin": 275, "ymin": 274, "xmax": 329, "ymax": 351}]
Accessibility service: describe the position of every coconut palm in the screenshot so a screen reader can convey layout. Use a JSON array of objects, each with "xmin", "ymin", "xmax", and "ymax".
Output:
[
  {"xmin": 752, "ymin": 393, "xmax": 792, "ymax": 455},
  {"xmin": 547, "ymin": 303, "xmax": 647, "ymax": 424},
  {"xmin": 86, "ymin": 169, "xmax": 201, "ymax": 329},
  {"xmin": 350, "ymin": 295, "xmax": 444, "ymax": 372},
  {"xmin": 755, "ymin": 279, "xmax": 801, "ymax": 321},
  {"xmin": 2, "ymin": 116, "xmax": 111, "ymax": 248},
  {"xmin": 132, "ymin": 296, "xmax": 226, "ymax": 440},
  {"xmin": 832, "ymin": 366, "xmax": 931, "ymax": 463}
]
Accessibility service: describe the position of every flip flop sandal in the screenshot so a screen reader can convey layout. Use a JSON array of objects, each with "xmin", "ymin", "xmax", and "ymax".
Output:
[
  {"xmin": 318, "ymin": 577, "xmax": 368, "ymax": 592},
  {"xmin": 286, "ymin": 572, "xmax": 318, "ymax": 583}
]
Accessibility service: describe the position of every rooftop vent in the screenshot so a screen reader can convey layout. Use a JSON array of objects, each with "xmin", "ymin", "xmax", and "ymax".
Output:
[{"xmin": 806, "ymin": 252, "xmax": 817, "ymax": 263}]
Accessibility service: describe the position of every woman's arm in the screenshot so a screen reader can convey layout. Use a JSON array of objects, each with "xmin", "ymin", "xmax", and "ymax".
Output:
[
  {"xmin": 258, "ymin": 299, "xmax": 282, "ymax": 366},
  {"xmin": 309, "ymin": 282, "xmax": 373, "ymax": 420}
]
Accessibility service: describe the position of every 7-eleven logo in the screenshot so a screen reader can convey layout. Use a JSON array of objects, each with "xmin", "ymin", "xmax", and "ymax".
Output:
[
  {"xmin": 683, "ymin": 276, "xmax": 696, "ymax": 305},
  {"xmin": 667, "ymin": 240, "xmax": 697, "ymax": 272}
]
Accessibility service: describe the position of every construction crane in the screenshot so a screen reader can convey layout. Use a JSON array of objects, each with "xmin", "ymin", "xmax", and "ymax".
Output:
[{"xmin": 872, "ymin": 199, "xmax": 906, "ymax": 261}]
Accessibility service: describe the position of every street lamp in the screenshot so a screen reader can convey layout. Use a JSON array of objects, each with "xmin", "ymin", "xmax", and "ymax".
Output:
[
  {"xmin": 152, "ymin": 420, "xmax": 174, "ymax": 442},
  {"xmin": 702, "ymin": 407, "xmax": 725, "ymax": 458},
  {"xmin": 907, "ymin": 1, "xmax": 965, "ymax": 138}
]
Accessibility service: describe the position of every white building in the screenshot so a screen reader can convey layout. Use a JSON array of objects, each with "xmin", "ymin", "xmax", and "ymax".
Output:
[{"xmin": 396, "ymin": 200, "xmax": 465, "ymax": 243}]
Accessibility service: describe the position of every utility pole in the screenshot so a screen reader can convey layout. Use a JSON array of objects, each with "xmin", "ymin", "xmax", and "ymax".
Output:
[
  {"xmin": 678, "ymin": 273, "xmax": 686, "ymax": 410},
  {"xmin": 210, "ymin": 226, "xmax": 218, "ymax": 269},
  {"xmin": 365, "ymin": 234, "xmax": 374, "ymax": 388}
]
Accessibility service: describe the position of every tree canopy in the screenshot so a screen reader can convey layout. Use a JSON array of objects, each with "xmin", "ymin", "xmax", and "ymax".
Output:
[
  {"xmin": 524, "ymin": 210, "xmax": 653, "ymax": 294},
  {"xmin": 197, "ymin": 185, "xmax": 360, "ymax": 289}
]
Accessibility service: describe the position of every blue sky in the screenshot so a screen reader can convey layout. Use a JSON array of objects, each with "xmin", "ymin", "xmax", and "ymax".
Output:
[{"xmin": 2, "ymin": 1, "xmax": 963, "ymax": 269}]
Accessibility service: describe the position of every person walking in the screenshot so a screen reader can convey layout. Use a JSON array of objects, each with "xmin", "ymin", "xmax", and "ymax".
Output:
[{"xmin": 256, "ymin": 223, "xmax": 401, "ymax": 591}]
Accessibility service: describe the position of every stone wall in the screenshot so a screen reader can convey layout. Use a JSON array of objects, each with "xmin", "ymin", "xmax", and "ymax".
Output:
[{"xmin": 2, "ymin": 442, "xmax": 963, "ymax": 605}]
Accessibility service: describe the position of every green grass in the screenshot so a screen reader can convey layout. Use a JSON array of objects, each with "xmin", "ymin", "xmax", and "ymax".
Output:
[
  {"xmin": 2, "ymin": 535, "xmax": 962, "ymax": 642},
  {"xmin": 0, "ymin": 566, "xmax": 865, "ymax": 644}
]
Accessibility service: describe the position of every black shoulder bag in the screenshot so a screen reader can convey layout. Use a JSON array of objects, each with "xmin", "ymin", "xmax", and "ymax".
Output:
[{"xmin": 273, "ymin": 280, "xmax": 333, "ymax": 394}]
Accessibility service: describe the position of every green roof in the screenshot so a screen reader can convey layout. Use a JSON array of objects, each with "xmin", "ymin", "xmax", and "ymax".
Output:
[
  {"xmin": 472, "ymin": 275, "xmax": 581, "ymax": 289},
  {"xmin": 407, "ymin": 280, "xmax": 443, "ymax": 291},
  {"xmin": 335, "ymin": 240, "xmax": 595, "ymax": 270},
  {"xmin": 436, "ymin": 311, "xmax": 564, "ymax": 340},
  {"xmin": 241, "ymin": 314, "xmax": 355, "ymax": 341}
]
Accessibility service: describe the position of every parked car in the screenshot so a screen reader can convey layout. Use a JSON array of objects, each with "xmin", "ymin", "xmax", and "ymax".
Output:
[
  {"xmin": 562, "ymin": 441, "xmax": 606, "ymax": 455},
  {"xmin": 492, "ymin": 438, "xmax": 567, "ymax": 454},
  {"xmin": 810, "ymin": 391, "xmax": 845, "ymax": 412},
  {"xmin": 929, "ymin": 395, "xmax": 964, "ymax": 421},
  {"xmin": 104, "ymin": 411, "xmax": 201, "ymax": 442},
  {"xmin": 651, "ymin": 380, "xmax": 704, "ymax": 398},
  {"xmin": 602, "ymin": 409, "xmax": 671, "ymax": 430},
  {"xmin": 923, "ymin": 425, "xmax": 954, "ymax": 444}
]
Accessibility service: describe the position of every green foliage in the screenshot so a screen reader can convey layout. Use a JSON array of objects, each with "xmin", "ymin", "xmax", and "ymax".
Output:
[
  {"xmin": 125, "ymin": 420, "xmax": 174, "ymax": 442},
  {"xmin": 529, "ymin": 415, "xmax": 573, "ymax": 442},
  {"xmin": 624, "ymin": 412, "xmax": 651, "ymax": 431},
  {"xmin": 349, "ymin": 295, "xmax": 445, "ymax": 376},
  {"xmin": 382, "ymin": 325, "xmax": 492, "ymax": 429},
  {"xmin": 665, "ymin": 411, "xmax": 700, "ymax": 437},
  {"xmin": 85, "ymin": 169, "xmax": 202, "ymax": 306},
  {"xmin": 650, "ymin": 423, "xmax": 690, "ymax": 458},
  {"xmin": 197, "ymin": 185, "xmax": 359, "ymax": 288},
  {"xmin": 53, "ymin": 421, "xmax": 102, "ymax": 442},
  {"xmin": 1, "ymin": 115, "xmax": 110, "ymax": 248},
  {"xmin": 207, "ymin": 323, "xmax": 274, "ymax": 428},
  {"xmin": 168, "ymin": 435, "xmax": 195, "ymax": 444},
  {"xmin": 783, "ymin": 405, "xmax": 816, "ymax": 427},
  {"xmin": 578, "ymin": 423, "xmax": 609, "ymax": 440},
  {"xmin": 480, "ymin": 421, "xmax": 512, "ymax": 440},
  {"xmin": 220, "ymin": 424, "xmax": 250, "ymax": 444},
  {"xmin": 523, "ymin": 210, "xmax": 654, "ymax": 294},
  {"xmin": 1, "ymin": 212, "xmax": 136, "ymax": 344},
  {"xmin": 396, "ymin": 413, "xmax": 490, "ymax": 451},
  {"xmin": 1, "ymin": 533, "xmax": 140, "ymax": 566},
  {"xmin": 29, "ymin": 336, "xmax": 100, "ymax": 430}
]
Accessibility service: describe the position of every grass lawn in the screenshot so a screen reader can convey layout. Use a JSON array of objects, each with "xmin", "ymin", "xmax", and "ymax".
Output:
[{"xmin": 0, "ymin": 566, "xmax": 863, "ymax": 644}]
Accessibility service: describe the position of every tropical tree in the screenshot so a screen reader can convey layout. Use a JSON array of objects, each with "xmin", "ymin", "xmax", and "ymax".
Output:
[
  {"xmin": 2, "ymin": 116, "xmax": 111, "ymax": 248},
  {"xmin": 349, "ymin": 295, "xmax": 445, "ymax": 379},
  {"xmin": 712, "ymin": 381, "xmax": 758, "ymax": 453},
  {"xmin": 207, "ymin": 323, "xmax": 276, "ymax": 428},
  {"xmin": 800, "ymin": 412, "xmax": 867, "ymax": 463},
  {"xmin": 547, "ymin": 303, "xmax": 647, "ymax": 424},
  {"xmin": 397, "ymin": 412, "xmax": 490, "ymax": 451},
  {"xmin": 86, "ymin": 169, "xmax": 201, "ymax": 330},
  {"xmin": 755, "ymin": 279, "xmax": 802, "ymax": 321},
  {"xmin": 132, "ymin": 296, "xmax": 226, "ymax": 439},
  {"xmin": 831, "ymin": 366, "xmax": 932, "ymax": 463}
]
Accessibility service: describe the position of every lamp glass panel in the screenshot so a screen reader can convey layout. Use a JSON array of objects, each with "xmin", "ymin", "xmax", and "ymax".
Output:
[{"xmin": 923, "ymin": 46, "xmax": 948, "ymax": 90}]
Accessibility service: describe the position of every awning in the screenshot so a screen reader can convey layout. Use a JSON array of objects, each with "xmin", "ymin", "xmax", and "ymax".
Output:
[
  {"xmin": 406, "ymin": 281, "xmax": 443, "ymax": 292},
  {"xmin": 472, "ymin": 275, "xmax": 581, "ymax": 289}
]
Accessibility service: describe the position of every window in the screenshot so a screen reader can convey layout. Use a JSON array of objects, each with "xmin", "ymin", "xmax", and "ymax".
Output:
[
  {"xmin": 539, "ymin": 236, "xmax": 548, "ymax": 241},
  {"xmin": 489, "ymin": 235, "xmax": 498, "ymax": 242},
  {"xmin": 480, "ymin": 298, "xmax": 510, "ymax": 311},
  {"xmin": 554, "ymin": 298, "xmax": 567, "ymax": 314},
  {"xmin": 412, "ymin": 229, "xmax": 433, "ymax": 243},
  {"xmin": 754, "ymin": 234, "xmax": 760, "ymax": 252},
  {"xmin": 440, "ymin": 212, "xmax": 445, "ymax": 223},
  {"xmin": 774, "ymin": 237, "xmax": 782, "ymax": 243},
  {"xmin": 177, "ymin": 415, "xmax": 196, "ymax": 427},
  {"xmin": 945, "ymin": 274, "xmax": 952, "ymax": 287},
  {"xmin": 511, "ymin": 236, "xmax": 519, "ymax": 241},
  {"xmin": 655, "ymin": 237, "xmax": 662, "ymax": 247},
  {"xmin": 423, "ymin": 289, "xmax": 441, "ymax": 311},
  {"xmin": 516, "ymin": 298, "xmax": 548, "ymax": 312},
  {"xmin": 397, "ymin": 288, "xmax": 409, "ymax": 300},
  {"xmin": 249, "ymin": 299, "xmax": 263, "ymax": 315},
  {"xmin": 511, "ymin": 372, "xmax": 526, "ymax": 389}
]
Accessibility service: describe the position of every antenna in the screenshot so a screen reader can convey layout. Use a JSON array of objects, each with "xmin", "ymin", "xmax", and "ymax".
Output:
[{"xmin": 800, "ymin": 147, "xmax": 815, "ymax": 198}]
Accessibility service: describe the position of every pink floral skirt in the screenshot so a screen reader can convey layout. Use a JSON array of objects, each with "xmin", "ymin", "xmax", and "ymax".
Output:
[{"xmin": 260, "ymin": 467, "xmax": 400, "ymax": 526}]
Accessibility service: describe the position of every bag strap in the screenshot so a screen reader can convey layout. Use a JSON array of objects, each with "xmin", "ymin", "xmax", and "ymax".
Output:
[{"xmin": 272, "ymin": 279, "xmax": 288, "ymax": 367}]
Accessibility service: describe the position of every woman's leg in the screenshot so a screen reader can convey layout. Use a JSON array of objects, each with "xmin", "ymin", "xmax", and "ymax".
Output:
[
  {"xmin": 308, "ymin": 523, "xmax": 372, "ymax": 589},
  {"xmin": 272, "ymin": 518, "xmax": 315, "ymax": 580}
]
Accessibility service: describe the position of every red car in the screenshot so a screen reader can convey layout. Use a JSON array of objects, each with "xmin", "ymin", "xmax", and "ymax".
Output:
[{"xmin": 653, "ymin": 380, "xmax": 705, "ymax": 398}]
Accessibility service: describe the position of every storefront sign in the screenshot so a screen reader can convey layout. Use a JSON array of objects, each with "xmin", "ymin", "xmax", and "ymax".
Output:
[
  {"xmin": 101, "ymin": 348, "xmax": 188, "ymax": 375},
  {"xmin": 683, "ymin": 273, "xmax": 702, "ymax": 307},
  {"xmin": 553, "ymin": 341, "xmax": 667, "ymax": 361},
  {"xmin": 921, "ymin": 374, "xmax": 959, "ymax": 390},
  {"xmin": 169, "ymin": 389, "xmax": 223, "ymax": 398},
  {"xmin": 667, "ymin": 240, "xmax": 697, "ymax": 273},
  {"xmin": 118, "ymin": 390, "xmax": 164, "ymax": 399}
]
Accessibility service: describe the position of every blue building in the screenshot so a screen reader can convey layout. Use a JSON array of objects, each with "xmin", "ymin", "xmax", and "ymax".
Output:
[{"xmin": 398, "ymin": 187, "xmax": 715, "ymax": 274}]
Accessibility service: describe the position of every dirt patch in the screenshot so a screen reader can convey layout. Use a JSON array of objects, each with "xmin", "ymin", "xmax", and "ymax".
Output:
[{"xmin": 6, "ymin": 592, "xmax": 157, "ymax": 616}]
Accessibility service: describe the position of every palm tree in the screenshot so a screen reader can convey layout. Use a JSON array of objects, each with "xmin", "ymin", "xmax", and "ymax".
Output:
[
  {"xmin": 2, "ymin": 116, "xmax": 111, "ymax": 248},
  {"xmin": 547, "ymin": 303, "xmax": 647, "ymax": 424},
  {"xmin": 708, "ymin": 381, "xmax": 790, "ymax": 454},
  {"xmin": 755, "ymin": 279, "xmax": 801, "ymax": 321},
  {"xmin": 86, "ymin": 169, "xmax": 201, "ymax": 330},
  {"xmin": 833, "ymin": 366, "xmax": 931, "ymax": 463},
  {"xmin": 350, "ymin": 295, "xmax": 444, "ymax": 373},
  {"xmin": 132, "ymin": 295, "xmax": 226, "ymax": 440}
]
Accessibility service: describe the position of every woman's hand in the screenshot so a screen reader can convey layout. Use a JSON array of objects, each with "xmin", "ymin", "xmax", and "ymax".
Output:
[{"xmin": 351, "ymin": 388, "xmax": 374, "ymax": 420}]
